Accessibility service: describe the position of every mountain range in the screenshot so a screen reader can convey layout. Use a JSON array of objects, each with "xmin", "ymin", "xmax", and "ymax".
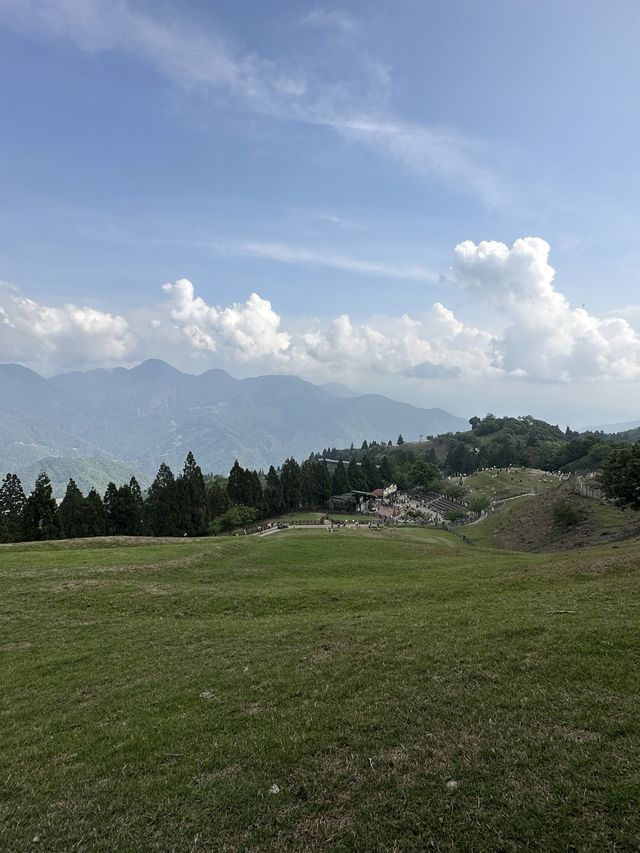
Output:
[{"xmin": 0, "ymin": 360, "xmax": 467, "ymax": 495}]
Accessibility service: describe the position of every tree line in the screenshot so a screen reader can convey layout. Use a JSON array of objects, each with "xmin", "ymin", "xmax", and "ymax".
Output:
[{"xmin": 0, "ymin": 449, "xmax": 403, "ymax": 543}]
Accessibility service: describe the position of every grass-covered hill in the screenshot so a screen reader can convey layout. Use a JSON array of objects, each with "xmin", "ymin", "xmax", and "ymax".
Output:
[
  {"xmin": 467, "ymin": 484, "xmax": 640, "ymax": 551},
  {"xmin": 2, "ymin": 531, "xmax": 639, "ymax": 850}
]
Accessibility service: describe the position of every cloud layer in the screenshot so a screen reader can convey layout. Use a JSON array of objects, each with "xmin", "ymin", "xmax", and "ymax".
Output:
[
  {"xmin": 4, "ymin": 238, "xmax": 640, "ymax": 384},
  {"xmin": 162, "ymin": 237, "xmax": 640, "ymax": 383}
]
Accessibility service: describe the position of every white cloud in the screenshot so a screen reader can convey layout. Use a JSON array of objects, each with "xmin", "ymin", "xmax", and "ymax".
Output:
[
  {"xmin": 161, "ymin": 238, "xmax": 640, "ymax": 384},
  {"xmin": 0, "ymin": 282, "xmax": 137, "ymax": 373},
  {"xmin": 162, "ymin": 279, "xmax": 290, "ymax": 360},
  {"xmin": 453, "ymin": 237, "xmax": 640, "ymax": 380},
  {"xmin": 5, "ymin": 237, "xmax": 635, "ymax": 388}
]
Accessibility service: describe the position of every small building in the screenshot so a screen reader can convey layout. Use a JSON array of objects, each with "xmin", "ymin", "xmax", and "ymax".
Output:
[
  {"xmin": 327, "ymin": 492, "xmax": 357, "ymax": 512},
  {"xmin": 328, "ymin": 491, "xmax": 374, "ymax": 513}
]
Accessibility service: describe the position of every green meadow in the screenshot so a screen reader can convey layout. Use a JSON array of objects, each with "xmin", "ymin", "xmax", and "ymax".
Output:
[{"xmin": 1, "ymin": 529, "xmax": 639, "ymax": 851}]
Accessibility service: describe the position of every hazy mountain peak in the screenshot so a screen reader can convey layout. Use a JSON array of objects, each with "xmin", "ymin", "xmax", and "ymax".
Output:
[{"xmin": 130, "ymin": 358, "xmax": 184, "ymax": 378}]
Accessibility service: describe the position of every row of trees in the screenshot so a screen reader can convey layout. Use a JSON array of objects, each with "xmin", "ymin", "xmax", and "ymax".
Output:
[
  {"xmin": 0, "ymin": 453, "xmax": 213, "ymax": 543},
  {"xmin": 0, "ymin": 450, "xmax": 401, "ymax": 543}
]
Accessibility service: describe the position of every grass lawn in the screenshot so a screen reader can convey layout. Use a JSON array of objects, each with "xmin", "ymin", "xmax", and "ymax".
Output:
[
  {"xmin": 1, "ymin": 531, "xmax": 639, "ymax": 850},
  {"xmin": 461, "ymin": 468, "xmax": 561, "ymax": 502},
  {"xmin": 281, "ymin": 512, "xmax": 326, "ymax": 523}
]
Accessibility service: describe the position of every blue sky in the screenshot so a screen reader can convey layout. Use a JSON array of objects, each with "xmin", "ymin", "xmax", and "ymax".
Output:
[{"xmin": 1, "ymin": 0, "xmax": 640, "ymax": 425}]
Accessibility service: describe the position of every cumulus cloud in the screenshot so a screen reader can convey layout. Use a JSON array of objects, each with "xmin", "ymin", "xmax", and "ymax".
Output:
[
  {"xmin": 160, "ymin": 279, "xmax": 494, "ymax": 379},
  {"xmin": 161, "ymin": 237, "xmax": 640, "ymax": 384},
  {"xmin": 453, "ymin": 237, "xmax": 640, "ymax": 380},
  {"xmin": 162, "ymin": 279, "xmax": 290, "ymax": 360},
  {"xmin": 0, "ymin": 282, "xmax": 137, "ymax": 373},
  {"xmin": 6, "ymin": 237, "xmax": 637, "ymax": 386}
]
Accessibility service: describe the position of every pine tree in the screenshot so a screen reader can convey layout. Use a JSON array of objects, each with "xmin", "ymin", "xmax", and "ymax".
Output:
[
  {"xmin": 379, "ymin": 455, "xmax": 393, "ymax": 484},
  {"xmin": 361, "ymin": 456, "xmax": 380, "ymax": 491},
  {"xmin": 228, "ymin": 460, "xmax": 253, "ymax": 506},
  {"xmin": 179, "ymin": 452, "xmax": 208, "ymax": 536},
  {"xmin": 347, "ymin": 458, "xmax": 366, "ymax": 491},
  {"xmin": 249, "ymin": 470, "xmax": 265, "ymax": 516},
  {"xmin": 332, "ymin": 459, "xmax": 350, "ymax": 494},
  {"xmin": 127, "ymin": 477, "xmax": 145, "ymax": 535},
  {"xmin": 280, "ymin": 458, "xmax": 302, "ymax": 511},
  {"xmin": 397, "ymin": 434, "xmax": 405, "ymax": 446},
  {"xmin": 85, "ymin": 488, "xmax": 107, "ymax": 536},
  {"xmin": 207, "ymin": 481, "xmax": 231, "ymax": 521},
  {"xmin": 145, "ymin": 463, "xmax": 179, "ymax": 536},
  {"xmin": 21, "ymin": 471, "xmax": 61, "ymax": 541},
  {"xmin": 0, "ymin": 473, "xmax": 26, "ymax": 541},
  {"xmin": 60, "ymin": 478, "xmax": 86, "ymax": 539},
  {"xmin": 313, "ymin": 460, "xmax": 332, "ymax": 504},
  {"xmin": 103, "ymin": 482, "xmax": 119, "ymax": 535},
  {"xmin": 264, "ymin": 466, "xmax": 283, "ymax": 516}
]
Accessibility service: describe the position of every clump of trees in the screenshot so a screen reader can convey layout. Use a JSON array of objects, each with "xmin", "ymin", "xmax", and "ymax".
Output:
[{"xmin": 599, "ymin": 444, "xmax": 640, "ymax": 509}]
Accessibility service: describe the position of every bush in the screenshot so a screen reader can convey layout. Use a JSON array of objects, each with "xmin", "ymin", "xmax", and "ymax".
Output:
[
  {"xmin": 444, "ymin": 484, "xmax": 467, "ymax": 500},
  {"xmin": 446, "ymin": 509, "xmax": 467, "ymax": 522},
  {"xmin": 552, "ymin": 500, "xmax": 579, "ymax": 530},
  {"xmin": 209, "ymin": 505, "xmax": 257, "ymax": 535},
  {"xmin": 469, "ymin": 495, "xmax": 490, "ymax": 513}
]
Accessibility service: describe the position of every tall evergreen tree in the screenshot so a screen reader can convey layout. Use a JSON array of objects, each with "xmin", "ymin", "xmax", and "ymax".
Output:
[
  {"xmin": 379, "ymin": 455, "xmax": 393, "ymax": 484},
  {"xmin": 280, "ymin": 458, "xmax": 302, "ymax": 511},
  {"xmin": 207, "ymin": 480, "xmax": 231, "ymax": 521},
  {"xmin": 347, "ymin": 458, "xmax": 366, "ymax": 491},
  {"xmin": 249, "ymin": 470, "xmax": 265, "ymax": 516},
  {"xmin": 103, "ymin": 482, "xmax": 119, "ymax": 535},
  {"xmin": 60, "ymin": 478, "xmax": 86, "ymax": 538},
  {"xmin": 332, "ymin": 459, "xmax": 350, "ymax": 494},
  {"xmin": 300, "ymin": 460, "xmax": 315, "ymax": 506},
  {"xmin": 361, "ymin": 456, "xmax": 381, "ymax": 491},
  {"xmin": 129, "ymin": 477, "xmax": 145, "ymax": 534},
  {"xmin": 144, "ymin": 463, "xmax": 179, "ymax": 536},
  {"xmin": 0, "ymin": 510, "xmax": 8, "ymax": 543},
  {"xmin": 264, "ymin": 466, "xmax": 283, "ymax": 516},
  {"xmin": 21, "ymin": 471, "xmax": 61, "ymax": 541},
  {"xmin": 0, "ymin": 473, "xmax": 26, "ymax": 541},
  {"xmin": 227, "ymin": 460, "xmax": 253, "ymax": 506},
  {"xmin": 178, "ymin": 452, "xmax": 208, "ymax": 536},
  {"xmin": 85, "ymin": 488, "xmax": 107, "ymax": 536},
  {"xmin": 313, "ymin": 460, "xmax": 332, "ymax": 505}
]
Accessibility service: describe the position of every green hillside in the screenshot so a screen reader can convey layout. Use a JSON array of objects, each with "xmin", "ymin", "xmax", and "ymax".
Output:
[{"xmin": 2, "ymin": 531, "xmax": 639, "ymax": 850}]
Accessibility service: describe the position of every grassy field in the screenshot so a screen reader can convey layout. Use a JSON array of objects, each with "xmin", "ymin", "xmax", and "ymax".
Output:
[
  {"xmin": 461, "ymin": 467, "xmax": 561, "ymax": 502},
  {"xmin": 2, "ymin": 530, "xmax": 640, "ymax": 851}
]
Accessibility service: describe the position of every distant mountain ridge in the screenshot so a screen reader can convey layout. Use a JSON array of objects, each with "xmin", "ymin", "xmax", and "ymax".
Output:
[
  {"xmin": 0, "ymin": 360, "xmax": 467, "ymax": 494},
  {"xmin": 581, "ymin": 419, "xmax": 640, "ymax": 434}
]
